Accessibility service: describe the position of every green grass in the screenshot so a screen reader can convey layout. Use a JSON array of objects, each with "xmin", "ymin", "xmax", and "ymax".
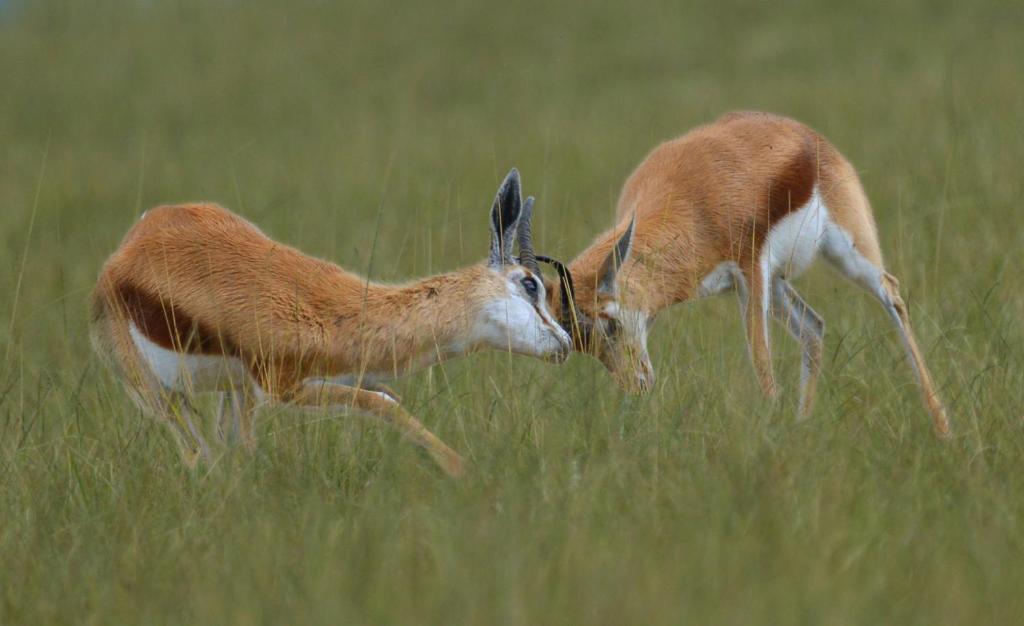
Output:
[{"xmin": 2, "ymin": 0, "xmax": 1023, "ymax": 623}]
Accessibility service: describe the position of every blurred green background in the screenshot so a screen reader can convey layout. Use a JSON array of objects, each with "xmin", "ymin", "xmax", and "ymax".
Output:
[{"xmin": 1, "ymin": 1, "xmax": 1023, "ymax": 624}]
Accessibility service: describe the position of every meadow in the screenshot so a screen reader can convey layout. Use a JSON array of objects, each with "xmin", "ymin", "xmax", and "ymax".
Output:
[{"xmin": 1, "ymin": 0, "xmax": 1023, "ymax": 623}]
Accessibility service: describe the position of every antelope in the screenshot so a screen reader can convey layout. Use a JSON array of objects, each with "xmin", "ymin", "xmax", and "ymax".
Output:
[
  {"xmin": 90, "ymin": 169, "xmax": 571, "ymax": 477},
  {"xmin": 538, "ymin": 111, "xmax": 951, "ymax": 436}
]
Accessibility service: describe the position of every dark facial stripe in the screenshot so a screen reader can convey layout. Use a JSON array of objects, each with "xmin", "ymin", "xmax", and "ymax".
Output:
[
  {"xmin": 114, "ymin": 282, "xmax": 238, "ymax": 356},
  {"xmin": 531, "ymin": 303, "xmax": 559, "ymax": 334}
]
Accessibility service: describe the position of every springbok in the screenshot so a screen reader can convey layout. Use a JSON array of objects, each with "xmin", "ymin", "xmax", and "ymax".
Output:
[
  {"xmin": 537, "ymin": 112, "xmax": 950, "ymax": 436},
  {"xmin": 90, "ymin": 169, "xmax": 571, "ymax": 476}
]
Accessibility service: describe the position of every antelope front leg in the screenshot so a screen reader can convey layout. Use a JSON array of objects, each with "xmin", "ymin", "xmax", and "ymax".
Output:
[
  {"xmin": 771, "ymin": 279, "xmax": 825, "ymax": 418},
  {"xmin": 740, "ymin": 267, "xmax": 778, "ymax": 398},
  {"xmin": 362, "ymin": 382, "xmax": 402, "ymax": 403},
  {"xmin": 288, "ymin": 382, "xmax": 464, "ymax": 477}
]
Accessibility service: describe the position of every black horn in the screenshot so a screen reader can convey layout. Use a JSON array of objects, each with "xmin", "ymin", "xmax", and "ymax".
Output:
[
  {"xmin": 536, "ymin": 254, "xmax": 586, "ymax": 348},
  {"xmin": 516, "ymin": 196, "xmax": 541, "ymax": 275}
]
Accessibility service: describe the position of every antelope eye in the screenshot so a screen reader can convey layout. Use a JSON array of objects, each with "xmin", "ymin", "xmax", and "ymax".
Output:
[{"xmin": 520, "ymin": 276, "xmax": 539, "ymax": 299}]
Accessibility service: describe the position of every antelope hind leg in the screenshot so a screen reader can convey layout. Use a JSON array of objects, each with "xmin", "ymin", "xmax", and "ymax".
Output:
[
  {"xmin": 286, "ymin": 381, "xmax": 464, "ymax": 477},
  {"xmin": 880, "ymin": 273, "xmax": 951, "ymax": 437},
  {"xmin": 821, "ymin": 223, "xmax": 951, "ymax": 437},
  {"xmin": 129, "ymin": 383, "xmax": 211, "ymax": 468}
]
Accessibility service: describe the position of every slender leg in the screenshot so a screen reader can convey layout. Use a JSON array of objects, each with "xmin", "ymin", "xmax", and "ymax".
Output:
[
  {"xmin": 102, "ymin": 313, "xmax": 212, "ymax": 466},
  {"xmin": 362, "ymin": 382, "xmax": 402, "ymax": 403},
  {"xmin": 285, "ymin": 381, "xmax": 463, "ymax": 477},
  {"xmin": 174, "ymin": 394, "xmax": 212, "ymax": 465},
  {"xmin": 233, "ymin": 388, "xmax": 258, "ymax": 452},
  {"xmin": 217, "ymin": 387, "xmax": 258, "ymax": 452},
  {"xmin": 822, "ymin": 223, "xmax": 951, "ymax": 437},
  {"xmin": 128, "ymin": 382, "xmax": 211, "ymax": 468},
  {"xmin": 741, "ymin": 263, "xmax": 778, "ymax": 398},
  {"xmin": 771, "ymin": 279, "xmax": 825, "ymax": 418},
  {"xmin": 216, "ymin": 393, "xmax": 235, "ymax": 443},
  {"xmin": 319, "ymin": 375, "xmax": 402, "ymax": 403},
  {"xmin": 879, "ymin": 273, "xmax": 951, "ymax": 437}
]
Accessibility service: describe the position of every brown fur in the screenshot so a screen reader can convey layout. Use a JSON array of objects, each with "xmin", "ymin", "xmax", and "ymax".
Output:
[
  {"xmin": 111, "ymin": 281, "xmax": 239, "ymax": 356},
  {"xmin": 566, "ymin": 112, "xmax": 833, "ymax": 310},
  {"xmin": 548, "ymin": 111, "xmax": 951, "ymax": 436},
  {"xmin": 91, "ymin": 201, "xmax": 561, "ymax": 475},
  {"xmin": 92, "ymin": 203, "xmax": 508, "ymax": 396}
]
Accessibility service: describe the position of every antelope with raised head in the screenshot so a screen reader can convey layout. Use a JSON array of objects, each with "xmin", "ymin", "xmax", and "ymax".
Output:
[
  {"xmin": 539, "ymin": 112, "xmax": 950, "ymax": 436},
  {"xmin": 90, "ymin": 169, "xmax": 571, "ymax": 476}
]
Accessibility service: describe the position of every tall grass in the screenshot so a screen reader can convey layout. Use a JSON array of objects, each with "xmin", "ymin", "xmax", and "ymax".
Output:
[{"xmin": 1, "ymin": 0, "xmax": 1022, "ymax": 623}]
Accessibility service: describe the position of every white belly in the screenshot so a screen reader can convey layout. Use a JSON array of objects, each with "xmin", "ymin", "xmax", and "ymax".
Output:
[
  {"xmin": 761, "ymin": 187, "xmax": 829, "ymax": 279},
  {"xmin": 129, "ymin": 323, "xmax": 250, "ymax": 392}
]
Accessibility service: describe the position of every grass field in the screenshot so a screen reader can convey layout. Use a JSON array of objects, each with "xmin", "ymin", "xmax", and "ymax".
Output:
[{"xmin": 2, "ymin": 0, "xmax": 1023, "ymax": 623}]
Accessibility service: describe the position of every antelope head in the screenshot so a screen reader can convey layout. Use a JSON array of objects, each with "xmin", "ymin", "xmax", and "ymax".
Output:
[
  {"xmin": 468, "ymin": 168, "xmax": 572, "ymax": 362},
  {"xmin": 540, "ymin": 216, "xmax": 655, "ymax": 393}
]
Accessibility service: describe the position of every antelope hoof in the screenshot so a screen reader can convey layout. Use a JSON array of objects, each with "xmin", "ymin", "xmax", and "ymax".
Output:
[
  {"xmin": 439, "ymin": 451, "xmax": 465, "ymax": 478},
  {"xmin": 180, "ymin": 446, "xmax": 207, "ymax": 470}
]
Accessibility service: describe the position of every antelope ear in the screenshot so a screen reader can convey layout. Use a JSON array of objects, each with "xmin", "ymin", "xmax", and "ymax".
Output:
[
  {"xmin": 515, "ymin": 196, "xmax": 542, "ymax": 274},
  {"xmin": 489, "ymin": 168, "xmax": 522, "ymax": 267},
  {"xmin": 597, "ymin": 215, "xmax": 635, "ymax": 294}
]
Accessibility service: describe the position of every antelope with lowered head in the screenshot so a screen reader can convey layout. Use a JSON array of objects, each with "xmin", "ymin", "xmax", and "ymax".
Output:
[
  {"xmin": 541, "ymin": 112, "xmax": 950, "ymax": 436},
  {"xmin": 90, "ymin": 169, "xmax": 571, "ymax": 476}
]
